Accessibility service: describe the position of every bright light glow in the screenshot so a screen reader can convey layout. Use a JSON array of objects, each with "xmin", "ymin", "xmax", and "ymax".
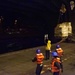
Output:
[{"xmin": 70, "ymin": 1, "xmax": 75, "ymax": 10}]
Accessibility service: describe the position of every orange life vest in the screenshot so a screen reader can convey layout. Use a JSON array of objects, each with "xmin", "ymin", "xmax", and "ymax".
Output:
[
  {"xmin": 56, "ymin": 48, "xmax": 63, "ymax": 57},
  {"xmin": 51, "ymin": 57, "xmax": 61, "ymax": 72},
  {"xmin": 36, "ymin": 53, "xmax": 44, "ymax": 64}
]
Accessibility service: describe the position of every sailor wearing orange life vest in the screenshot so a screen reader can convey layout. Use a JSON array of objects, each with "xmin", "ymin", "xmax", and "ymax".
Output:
[
  {"xmin": 32, "ymin": 49, "xmax": 44, "ymax": 75},
  {"xmin": 55, "ymin": 44, "xmax": 64, "ymax": 72},
  {"xmin": 51, "ymin": 51, "xmax": 62, "ymax": 75},
  {"xmin": 56, "ymin": 45, "xmax": 64, "ymax": 58}
]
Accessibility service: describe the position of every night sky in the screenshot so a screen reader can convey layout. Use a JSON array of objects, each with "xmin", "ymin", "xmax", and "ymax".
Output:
[{"xmin": 0, "ymin": 0, "xmax": 73, "ymax": 33}]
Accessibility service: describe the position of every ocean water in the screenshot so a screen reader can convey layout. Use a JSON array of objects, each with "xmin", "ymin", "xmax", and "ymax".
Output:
[{"xmin": 0, "ymin": 34, "xmax": 44, "ymax": 54}]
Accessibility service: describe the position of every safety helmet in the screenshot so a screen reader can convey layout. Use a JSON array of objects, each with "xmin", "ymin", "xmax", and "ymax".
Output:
[
  {"xmin": 48, "ymin": 40, "xmax": 51, "ymax": 43},
  {"xmin": 56, "ymin": 44, "xmax": 60, "ymax": 48},
  {"xmin": 36, "ymin": 49, "xmax": 41, "ymax": 54},
  {"xmin": 51, "ymin": 51, "xmax": 58, "ymax": 57}
]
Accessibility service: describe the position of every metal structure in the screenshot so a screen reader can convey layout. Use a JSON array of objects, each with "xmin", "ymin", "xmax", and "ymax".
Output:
[{"xmin": 54, "ymin": 22, "xmax": 72, "ymax": 38}]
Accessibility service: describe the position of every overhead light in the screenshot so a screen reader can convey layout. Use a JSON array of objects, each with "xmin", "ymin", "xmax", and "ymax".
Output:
[{"xmin": 70, "ymin": 1, "xmax": 75, "ymax": 10}]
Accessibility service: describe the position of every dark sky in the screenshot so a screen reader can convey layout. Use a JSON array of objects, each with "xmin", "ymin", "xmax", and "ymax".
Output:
[
  {"xmin": 0, "ymin": 0, "xmax": 61, "ymax": 13},
  {"xmin": 0, "ymin": 0, "xmax": 72, "ymax": 28}
]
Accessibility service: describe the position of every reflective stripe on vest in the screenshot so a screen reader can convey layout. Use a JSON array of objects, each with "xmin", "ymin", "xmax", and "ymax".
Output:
[
  {"xmin": 51, "ymin": 57, "xmax": 61, "ymax": 72},
  {"xmin": 36, "ymin": 53, "xmax": 44, "ymax": 64},
  {"xmin": 56, "ymin": 48, "xmax": 63, "ymax": 56}
]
